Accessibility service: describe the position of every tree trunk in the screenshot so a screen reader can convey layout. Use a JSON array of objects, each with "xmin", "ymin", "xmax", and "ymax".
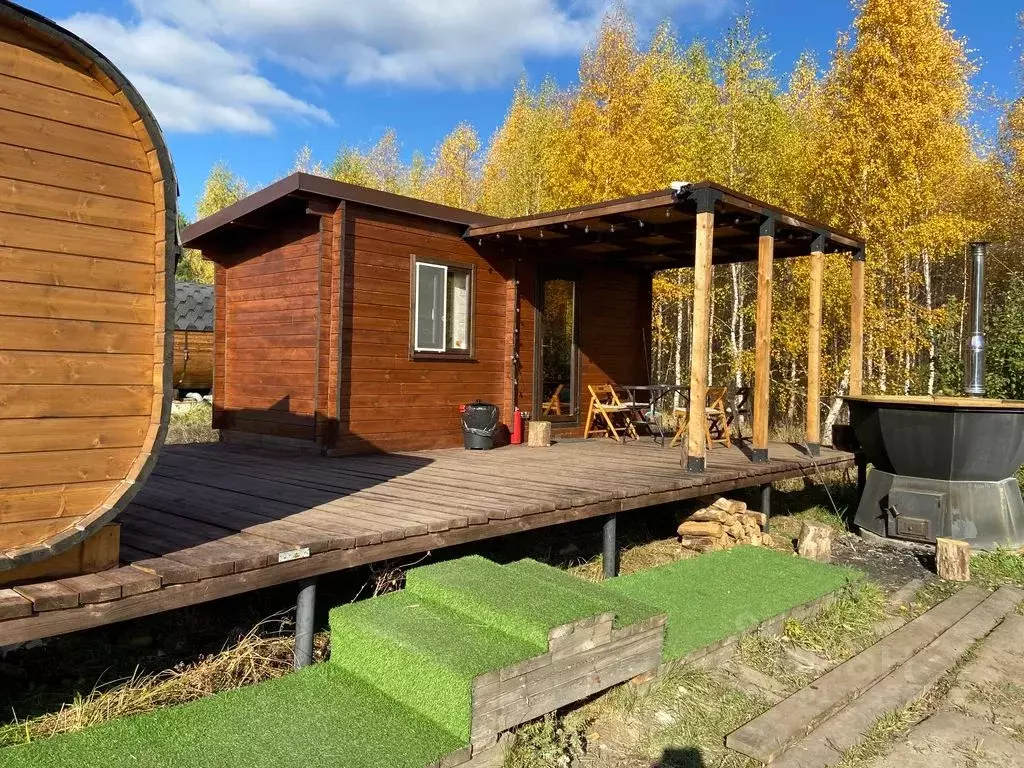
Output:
[
  {"xmin": 707, "ymin": 269, "xmax": 715, "ymax": 385},
  {"xmin": 674, "ymin": 269, "xmax": 685, "ymax": 408},
  {"xmin": 730, "ymin": 262, "xmax": 743, "ymax": 389},
  {"xmin": 923, "ymin": 248, "xmax": 936, "ymax": 394},
  {"xmin": 822, "ymin": 366, "xmax": 850, "ymax": 447},
  {"xmin": 787, "ymin": 358, "xmax": 798, "ymax": 421}
]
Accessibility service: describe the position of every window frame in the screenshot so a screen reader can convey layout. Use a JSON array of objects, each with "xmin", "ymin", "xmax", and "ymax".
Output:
[{"xmin": 409, "ymin": 255, "xmax": 476, "ymax": 361}]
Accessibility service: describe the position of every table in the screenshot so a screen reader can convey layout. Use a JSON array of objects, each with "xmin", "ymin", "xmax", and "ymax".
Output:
[{"xmin": 622, "ymin": 384, "xmax": 688, "ymax": 445}]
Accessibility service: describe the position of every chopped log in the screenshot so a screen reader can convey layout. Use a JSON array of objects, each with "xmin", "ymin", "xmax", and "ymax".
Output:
[
  {"xmin": 798, "ymin": 522, "xmax": 832, "ymax": 562},
  {"xmin": 748, "ymin": 529, "xmax": 763, "ymax": 547},
  {"xmin": 936, "ymin": 538, "xmax": 971, "ymax": 582},
  {"xmin": 689, "ymin": 508, "xmax": 738, "ymax": 524},
  {"xmin": 679, "ymin": 536, "xmax": 724, "ymax": 553},
  {"xmin": 709, "ymin": 498, "xmax": 747, "ymax": 514},
  {"xmin": 527, "ymin": 421, "xmax": 551, "ymax": 447},
  {"xmin": 677, "ymin": 520, "xmax": 725, "ymax": 538},
  {"xmin": 726, "ymin": 521, "xmax": 747, "ymax": 541},
  {"xmin": 743, "ymin": 511, "xmax": 768, "ymax": 528}
]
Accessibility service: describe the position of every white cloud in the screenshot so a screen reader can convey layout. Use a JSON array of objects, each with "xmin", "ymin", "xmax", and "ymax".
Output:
[
  {"xmin": 60, "ymin": 0, "xmax": 728, "ymax": 134},
  {"xmin": 60, "ymin": 13, "xmax": 334, "ymax": 134}
]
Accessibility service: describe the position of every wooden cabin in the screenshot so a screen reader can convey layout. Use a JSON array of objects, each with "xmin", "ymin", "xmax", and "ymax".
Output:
[
  {"xmin": 173, "ymin": 281, "xmax": 214, "ymax": 394},
  {"xmin": 183, "ymin": 175, "xmax": 863, "ymax": 461},
  {"xmin": 0, "ymin": 2, "xmax": 176, "ymax": 573}
]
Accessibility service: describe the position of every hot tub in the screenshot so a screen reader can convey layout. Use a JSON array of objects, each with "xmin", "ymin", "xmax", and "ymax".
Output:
[{"xmin": 845, "ymin": 395, "xmax": 1024, "ymax": 549}]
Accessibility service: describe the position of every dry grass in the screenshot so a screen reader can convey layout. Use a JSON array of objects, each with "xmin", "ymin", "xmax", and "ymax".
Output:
[
  {"xmin": 569, "ymin": 538, "xmax": 693, "ymax": 582},
  {"xmin": 576, "ymin": 664, "xmax": 768, "ymax": 767},
  {"xmin": 166, "ymin": 401, "xmax": 217, "ymax": 445},
  {"xmin": 784, "ymin": 582, "xmax": 887, "ymax": 661},
  {"xmin": 738, "ymin": 633, "xmax": 812, "ymax": 692},
  {"xmin": 0, "ymin": 617, "xmax": 328, "ymax": 747}
]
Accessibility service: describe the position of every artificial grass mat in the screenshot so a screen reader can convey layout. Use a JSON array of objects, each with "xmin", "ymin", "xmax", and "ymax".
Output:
[
  {"xmin": 404, "ymin": 555, "xmax": 647, "ymax": 647},
  {"xmin": 605, "ymin": 546, "xmax": 860, "ymax": 660},
  {"xmin": 329, "ymin": 589, "xmax": 542, "ymax": 741},
  {"xmin": 0, "ymin": 664, "xmax": 461, "ymax": 768}
]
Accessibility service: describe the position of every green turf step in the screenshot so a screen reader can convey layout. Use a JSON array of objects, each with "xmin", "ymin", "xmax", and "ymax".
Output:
[
  {"xmin": 405, "ymin": 555, "xmax": 631, "ymax": 648},
  {"xmin": 505, "ymin": 558, "xmax": 660, "ymax": 628},
  {"xmin": 0, "ymin": 664, "xmax": 461, "ymax": 768},
  {"xmin": 605, "ymin": 546, "xmax": 860, "ymax": 660},
  {"xmin": 329, "ymin": 588, "xmax": 542, "ymax": 742}
]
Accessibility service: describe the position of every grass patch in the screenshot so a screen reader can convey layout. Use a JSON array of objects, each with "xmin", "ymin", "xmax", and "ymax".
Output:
[
  {"xmin": 581, "ymin": 665, "xmax": 768, "ymax": 768},
  {"xmin": 971, "ymin": 549, "xmax": 1024, "ymax": 589},
  {"xmin": 0, "ymin": 665, "xmax": 460, "ymax": 768},
  {"xmin": 606, "ymin": 547, "xmax": 860, "ymax": 660},
  {"xmin": 738, "ymin": 634, "xmax": 811, "ymax": 692},
  {"xmin": 503, "ymin": 714, "xmax": 589, "ymax": 768},
  {"xmin": 166, "ymin": 402, "xmax": 217, "ymax": 445},
  {"xmin": 784, "ymin": 581, "xmax": 886, "ymax": 661},
  {"xmin": 0, "ymin": 619, "xmax": 328, "ymax": 747},
  {"xmin": 907, "ymin": 579, "xmax": 964, "ymax": 617}
]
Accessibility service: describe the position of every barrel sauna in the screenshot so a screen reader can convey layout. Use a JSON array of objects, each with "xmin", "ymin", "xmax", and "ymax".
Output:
[{"xmin": 0, "ymin": 2, "xmax": 176, "ymax": 571}]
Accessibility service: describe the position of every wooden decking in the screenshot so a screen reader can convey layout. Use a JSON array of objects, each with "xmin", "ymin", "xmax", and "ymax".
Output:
[{"xmin": 0, "ymin": 439, "xmax": 853, "ymax": 645}]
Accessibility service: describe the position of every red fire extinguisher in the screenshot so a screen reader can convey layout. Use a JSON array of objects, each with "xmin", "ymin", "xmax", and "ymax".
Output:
[{"xmin": 511, "ymin": 407, "xmax": 523, "ymax": 445}]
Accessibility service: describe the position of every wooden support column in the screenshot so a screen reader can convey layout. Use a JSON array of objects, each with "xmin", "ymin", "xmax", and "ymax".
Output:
[
  {"xmin": 752, "ymin": 217, "xmax": 775, "ymax": 463},
  {"xmin": 849, "ymin": 249, "xmax": 865, "ymax": 396},
  {"xmin": 685, "ymin": 189, "xmax": 719, "ymax": 472},
  {"xmin": 806, "ymin": 234, "xmax": 825, "ymax": 456}
]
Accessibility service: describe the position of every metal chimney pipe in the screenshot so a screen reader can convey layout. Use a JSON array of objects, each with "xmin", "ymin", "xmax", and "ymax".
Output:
[{"xmin": 964, "ymin": 241, "xmax": 987, "ymax": 397}]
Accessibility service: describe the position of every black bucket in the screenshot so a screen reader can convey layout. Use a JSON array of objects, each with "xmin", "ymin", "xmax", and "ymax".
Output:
[{"xmin": 461, "ymin": 401, "xmax": 499, "ymax": 450}]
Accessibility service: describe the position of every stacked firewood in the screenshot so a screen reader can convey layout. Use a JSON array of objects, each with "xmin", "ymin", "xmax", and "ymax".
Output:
[{"xmin": 676, "ymin": 497, "xmax": 767, "ymax": 553}]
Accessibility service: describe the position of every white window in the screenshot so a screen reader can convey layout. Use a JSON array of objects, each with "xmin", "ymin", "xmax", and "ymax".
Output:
[{"xmin": 413, "ymin": 260, "xmax": 472, "ymax": 355}]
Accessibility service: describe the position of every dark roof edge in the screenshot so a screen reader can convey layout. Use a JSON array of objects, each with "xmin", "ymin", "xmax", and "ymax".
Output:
[
  {"xmin": 466, "ymin": 181, "xmax": 865, "ymax": 250},
  {"xmin": 181, "ymin": 172, "xmax": 502, "ymax": 247}
]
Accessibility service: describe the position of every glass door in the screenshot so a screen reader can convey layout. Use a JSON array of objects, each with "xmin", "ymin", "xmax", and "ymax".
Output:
[{"xmin": 537, "ymin": 277, "xmax": 578, "ymax": 421}]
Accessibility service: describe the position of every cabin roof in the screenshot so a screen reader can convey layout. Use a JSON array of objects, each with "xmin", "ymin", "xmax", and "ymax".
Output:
[
  {"xmin": 181, "ymin": 173, "xmax": 502, "ymax": 250},
  {"xmin": 174, "ymin": 281, "xmax": 214, "ymax": 332},
  {"xmin": 182, "ymin": 174, "xmax": 864, "ymax": 265}
]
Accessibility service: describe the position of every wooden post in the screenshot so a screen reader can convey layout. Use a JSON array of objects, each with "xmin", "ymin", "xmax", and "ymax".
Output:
[
  {"xmin": 752, "ymin": 217, "xmax": 775, "ymax": 463},
  {"xmin": 936, "ymin": 538, "xmax": 971, "ymax": 582},
  {"xmin": 806, "ymin": 234, "xmax": 825, "ymax": 456},
  {"xmin": 849, "ymin": 250, "xmax": 865, "ymax": 396},
  {"xmin": 686, "ymin": 190, "xmax": 718, "ymax": 472}
]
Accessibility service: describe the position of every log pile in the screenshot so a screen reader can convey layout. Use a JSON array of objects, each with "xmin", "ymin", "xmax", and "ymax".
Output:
[{"xmin": 676, "ymin": 497, "xmax": 766, "ymax": 553}]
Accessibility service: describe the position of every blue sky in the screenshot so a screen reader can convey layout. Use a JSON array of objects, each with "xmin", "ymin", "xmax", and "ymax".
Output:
[{"xmin": 24, "ymin": 0, "xmax": 1023, "ymax": 219}]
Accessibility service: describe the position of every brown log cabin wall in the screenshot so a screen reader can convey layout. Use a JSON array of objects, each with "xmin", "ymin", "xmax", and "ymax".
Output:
[
  {"xmin": 331, "ymin": 205, "xmax": 512, "ymax": 454},
  {"xmin": 213, "ymin": 220, "xmax": 321, "ymax": 442}
]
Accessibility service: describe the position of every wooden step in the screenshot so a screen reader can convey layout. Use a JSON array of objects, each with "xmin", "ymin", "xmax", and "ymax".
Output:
[
  {"xmin": 773, "ymin": 585, "xmax": 1024, "ymax": 767},
  {"xmin": 725, "ymin": 585, "xmax": 990, "ymax": 763}
]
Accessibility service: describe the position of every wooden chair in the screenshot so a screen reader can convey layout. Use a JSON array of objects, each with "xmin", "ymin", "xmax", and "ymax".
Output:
[
  {"xmin": 584, "ymin": 384, "xmax": 639, "ymax": 442},
  {"xmin": 670, "ymin": 386, "xmax": 732, "ymax": 450},
  {"xmin": 541, "ymin": 384, "xmax": 564, "ymax": 416}
]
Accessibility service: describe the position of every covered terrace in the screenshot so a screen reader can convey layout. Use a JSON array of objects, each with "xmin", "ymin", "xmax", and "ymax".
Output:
[{"xmin": 466, "ymin": 181, "xmax": 867, "ymax": 471}]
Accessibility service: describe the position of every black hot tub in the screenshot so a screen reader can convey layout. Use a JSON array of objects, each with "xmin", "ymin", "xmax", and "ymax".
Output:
[{"xmin": 845, "ymin": 395, "xmax": 1024, "ymax": 549}]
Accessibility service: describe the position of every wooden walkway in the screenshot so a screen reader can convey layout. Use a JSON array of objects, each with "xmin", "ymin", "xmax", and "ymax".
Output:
[{"xmin": 0, "ymin": 440, "xmax": 853, "ymax": 645}]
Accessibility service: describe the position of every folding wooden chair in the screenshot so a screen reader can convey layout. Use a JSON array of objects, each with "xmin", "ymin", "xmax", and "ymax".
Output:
[
  {"xmin": 669, "ymin": 386, "xmax": 732, "ymax": 449},
  {"xmin": 584, "ymin": 384, "xmax": 639, "ymax": 441},
  {"xmin": 541, "ymin": 384, "xmax": 564, "ymax": 416}
]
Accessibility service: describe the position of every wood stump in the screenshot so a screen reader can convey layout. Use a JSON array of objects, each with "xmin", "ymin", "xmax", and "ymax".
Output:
[
  {"xmin": 528, "ymin": 420, "xmax": 552, "ymax": 447},
  {"xmin": 936, "ymin": 537, "xmax": 971, "ymax": 582},
  {"xmin": 798, "ymin": 522, "xmax": 832, "ymax": 562}
]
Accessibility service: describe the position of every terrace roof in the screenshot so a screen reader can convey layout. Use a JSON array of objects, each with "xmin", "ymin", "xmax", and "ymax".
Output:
[{"xmin": 466, "ymin": 182, "xmax": 865, "ymax": 268}]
